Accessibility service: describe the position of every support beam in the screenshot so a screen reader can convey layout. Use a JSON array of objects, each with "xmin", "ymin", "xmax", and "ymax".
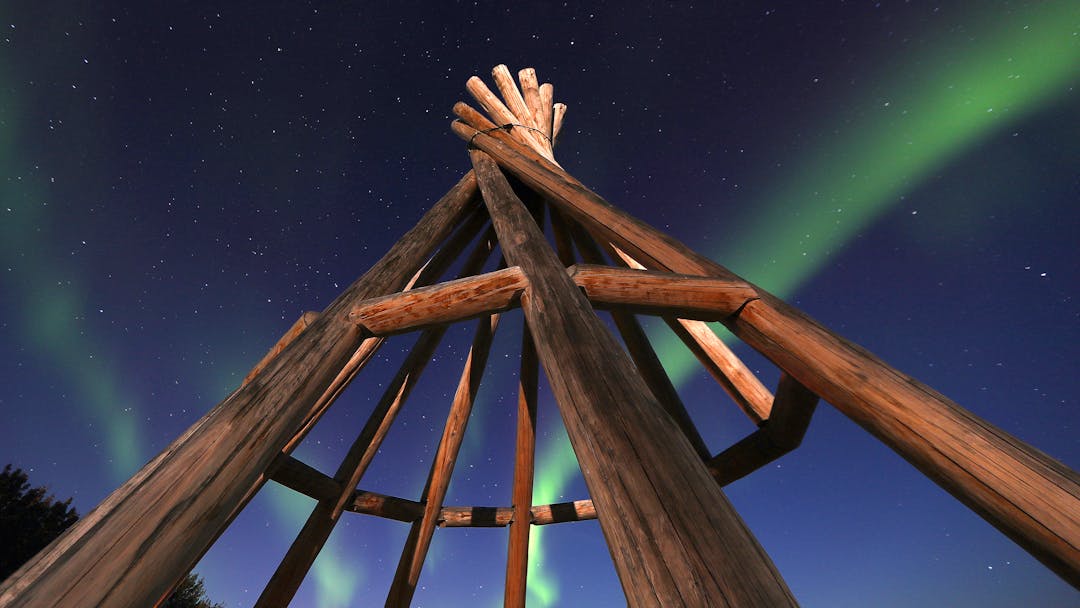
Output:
[
  {"xmin": 709, "ymin": 374, "xmax": 819, "ymax": 486},
  {"xmin": 244, "ymin": 311, "xmax": 321, "ymax": 386},
  {"xmin": 568, "ymin": 225, "xmax": 711, "ymax": 460},
  {"xmin": 470, "ymin": 149, "xmax": 796, "ymax": 607},
  {"xmin": 455, "ymin": 116, "xmax": 1080, "ymax": 589},
  {"xmin": 349, "ymin": 491, "xmax": 425, "ymax": 523},
  {"xmin": 569, "ymin": 264, "xmax": 758, "ymax": 320},
  {"xmin": 349, "ymin": 266, "xmax": 526, "ymax": 336},
  {"xmin": 255, "ymin": 226, "xmax": 499, "ymax": 608},
  {"xmin": 0, "ymin": 173, "xmax": 481, "ymax": 608},
  {"xmin": 505, "ymin": 327, "xmax": 538, "ymax": 608},
  {"xmin": 436, "ymin": 500, "xmax": 599, "ymax": 528},
  {"xmin": 386, "ymin": 314, "xmax": 501, "ymax": 607},
  {"xmin": 269, "ymin": 456, "xmax": 341, "ymax": 503},
  {"xmin": 607, "ymin": 244, "xmax": 773, "ymax": 424}
]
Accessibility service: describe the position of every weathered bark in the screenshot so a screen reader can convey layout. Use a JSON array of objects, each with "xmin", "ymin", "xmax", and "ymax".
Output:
[
  {"xmin": 349, "ymin": 266, "xmax": 526, "ymax": 336},
  {"xmin": 709, "ymin": 374, "xmax": 819, "ymax": 486},
  {"xmin": 0, "ymin": 173, "xmax": 480, "ymax": 608},
  {"xmin": 471, "ymin": 149, "xmax": 796, "ymax": 607},
  {"xmin": 255, "ymin": 223, "xmax": 499, "ymax": 608},
  {"xmin": 386, "ymin": 314, "xmax": 501, "ymax": 607},
  {"xmin": 456, "ymin": 115, "xmax": 1080, "ymax": 589},
  {"xmin": 505, "ymin": 327, "xmax": 538, "ymax": 608},
  {"xmin": 569, "ymin": 264, "xmax": 758, "ymax": 320}
]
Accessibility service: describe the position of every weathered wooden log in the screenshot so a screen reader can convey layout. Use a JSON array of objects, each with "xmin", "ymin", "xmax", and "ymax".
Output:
[
  {"xmin": 665, "ymin": 318, "xmax": 774, "ymax": 424},
  {"xmin": 454, "ymin": 118, "xmax": 1080, "ymax": 588},
  {"xmin": 386, "ymin": 314, "xmax": 501, "ymax": 607},
  {"xmin": 517, "ymin": 68, "xmax": 544, "ymax": 132},
  {"xmin": 438, "ymin": 499, "xmax": 599, "ymax": 527},
  {"xmin": 349, "ymin": 490, "xmax": 425, "ymax": 523},
  {"xmin": 568, "ymin": 224, "xmax": 711, "ymax": 460},
  {"xmin": 255, "ymin": 225, "xmax": 500, "ymax": 608},
  {"xmin": 492, "ymin": 65, "xmax": 550, "ymax": 156},
  {"xmin": 604, "ymin": 244, "xmax": 773, "ymax": 423},
  {"xmin": 349, "ymin": 266, "xmax": 526, "ymax": 335},
  {"xmin": 539, "ymin": 83, "xmax": 555, "ymax": 141},
  {"xmin": 552, "ymin": 102, "xmax": 568, "ymax": 143},
  {"xmin": 505, "ymin": 327, "xmax": 538, "ymax": 608},
  {"xmin": 470, "ymin": 149, "xmax": 796, "ymax": 606},
  {"xmin": 708, "ymin": 373, "xmax": 819, "ymax": 486},
  {"xmin": 466, "ymin": 74, "xmax": 548, "ymax": 157},
  {"xmin": 269, "ymin": 455, "xmax": 341, "ymax": 503},
  {"xmin": 531, "ymin": 499, "xmax": 597, "ymax": 525},
  {"xmin": 0, "ymin": 173, "xmax": 480, "ymax": 608},
  {"xmin": 243, "ymin": 311, "xmax": 320, "ymax": 386},
  {"xmin": 569, "ymin": 264, "xmax": 758, "ymax": 320}
]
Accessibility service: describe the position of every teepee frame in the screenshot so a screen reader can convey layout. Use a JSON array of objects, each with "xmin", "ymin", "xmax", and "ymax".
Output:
[{"xmin": 1, "ymin": 65, "xmax": 1077, "ymax": 608}]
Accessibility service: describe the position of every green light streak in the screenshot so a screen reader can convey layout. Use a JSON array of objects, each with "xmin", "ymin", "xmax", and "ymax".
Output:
[
  {"xmin": 0, "ymin": 67, "xmax": 143, "ymax": 481},
  {"xmin": 528, "ymin": 2, "xmax": 1080, "ymax": 600},
  {"xmin": 526, "ymin": 424, "xmax": 577, "ymax": 607},
  {"xmin": 656, "ymin": 1, "xmax": 1080, "ymax": 387}
]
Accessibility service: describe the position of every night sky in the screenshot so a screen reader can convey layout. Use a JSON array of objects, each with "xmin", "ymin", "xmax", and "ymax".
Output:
[{"xmin": 2, "ymin": 2, "xmax": 1078, "ymax": 607}]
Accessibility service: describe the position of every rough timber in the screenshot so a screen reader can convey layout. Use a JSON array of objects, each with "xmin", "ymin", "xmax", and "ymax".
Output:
[{"xmin": 1, "ymin": 65, "xmax": 1076, "ymax": 608}]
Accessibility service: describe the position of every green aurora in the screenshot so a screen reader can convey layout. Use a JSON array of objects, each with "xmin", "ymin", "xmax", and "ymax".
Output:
[
  {"xmin": 525, "ymin": 3, "xmax": 1079, "ymax": 604},
  {"xmin": 1, "ymin": 2, "xmax": 1076, "ymax": 605}
]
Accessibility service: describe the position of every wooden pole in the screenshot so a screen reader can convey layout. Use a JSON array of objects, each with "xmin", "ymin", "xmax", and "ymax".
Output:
[
  {"xmin": 255, "ymin": 226, "xmax": 500, "ymax": 608},
  {"xmin": 568, "ymin": 224, "xmax": 711, "ymax": 460},
  {"xmin": 455, "ymin": 117, "xmax": 1080, "ymax": 588},
  {"xmin": 709, "ymin": 373, "xmax": 819, "ymax": 486},
  {"xmin": 605, "ymin": 244, "xmax": 773, "ymax": 423},
  {"xmin": 386, "ymin": 313, "xmax": 502, "ymax": 607},
  {"xmin": 349, "ymin": 266, "xmax": 526, "ymax": 336},
  {"xmin": 470, "ymin": 149, "xmax": 796, "ymax": 606},
  {"xmin": 504, "ymin": 326, "xmax": 538, "ymax": 608},
  {"xmin": 568, "ymin": 264, "xmax": 757, "ymax": 320},
  {"xmin": 243, "ymin": 311, "xmax": 321, "ymax": 386},
  {"xmin": 0, "ymin": 173, "xmax": 480, "ymax": 608}
]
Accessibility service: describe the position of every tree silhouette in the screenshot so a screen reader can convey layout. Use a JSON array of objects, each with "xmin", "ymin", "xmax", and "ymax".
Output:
[{"xmin": 0, "ymin": 464, "xmax": 224, "ymax": 607}]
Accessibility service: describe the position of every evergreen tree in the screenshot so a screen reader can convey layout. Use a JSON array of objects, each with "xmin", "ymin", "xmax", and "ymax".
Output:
[{"xmin": 0, "ymin": 464, "xmax": 223, "ymax": 607}]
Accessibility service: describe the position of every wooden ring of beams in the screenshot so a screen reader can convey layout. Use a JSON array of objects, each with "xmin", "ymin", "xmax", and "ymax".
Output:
[{"xmin": 258, "ymin": 260, "xmax": 819, "ymax": 528}]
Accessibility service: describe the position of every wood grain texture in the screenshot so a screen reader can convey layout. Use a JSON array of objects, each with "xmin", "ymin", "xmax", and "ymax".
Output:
[
  {"xmin": 386, "ymin": 314, "xmax": 501, "ymax": 607},
  {"xmin": 350, "ymin": 266, "xmax": 526, "ymax": 335},
  {"xmin": 438, "ymin": 499, "xmax": 598, "ymax": 527},
  {"xmin": 517, "ymin": 68, "xmax": 544, "ymax": 132},
  {"xmin": 255, "ymin": 225, "xmax": 500, "ymax": 608},
  {"xmin": 604, "ymin": 245, "xmax": 774, "ymax": 424},
  {"xmin": 505, "ymin": 327, "xmax": 538, "ymax": 607},
  {"xmin": 568, "ymin": 225, "xmax": 711, "ymax": 460},
  {"xmin": 665, "ymin": 318, "xmax": 774, "ymax": 424},
  {"xmin": 243, "ymin": 311, "xmax": 320, "ymax": 386},
  {"xmin": 349, "ymin": 490, "xmax": 425, "ymax": 523},
  {"xmin": 708, "ymin": 373, "xmax": 819, "ymax": 486},
  {"xmin": 0, "ymin": 172, "xmax": 480, "ymax": 608},
  {"xmin": 538, "ymin": 83, "xmax": 555, "ymax": 141},
  {"xmin": 569, "ymin": 263, "xmax": 758, "ymax": 320},
  {"xmin": 471, "ymin": 149, "xmax": 796, "ymax": 607},
  {"xmin": 269, "ymin": 456, "xmax": 341, "ymax": 503},
  {"xmin": 453, "ymin": 120, "xmax": 1080, "ymax": 589}
]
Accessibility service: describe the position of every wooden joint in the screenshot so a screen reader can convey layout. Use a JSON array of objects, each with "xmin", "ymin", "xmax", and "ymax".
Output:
[
  {"xmin": 708, "ymin": 373, "xmax": 819, "ymax": 486},
  {"xmin": 243, "ymin": 311, "xmax": 320, "ymax": 386},
  {"xmin": 269, "ymin": 455, "xmax": 343, "ymax": 502}
]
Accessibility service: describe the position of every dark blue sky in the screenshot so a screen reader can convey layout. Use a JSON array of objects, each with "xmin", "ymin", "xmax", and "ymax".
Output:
[{"xmin": 1, "ymin": 2, "xmax": 1077, "ymax": 606}]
